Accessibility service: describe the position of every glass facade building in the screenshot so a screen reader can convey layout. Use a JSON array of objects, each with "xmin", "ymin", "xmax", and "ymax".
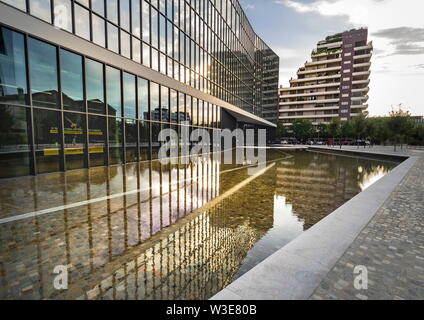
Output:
[{"xmin": 0, "ymin": 0, "xmax": 279, "ymax": 178}]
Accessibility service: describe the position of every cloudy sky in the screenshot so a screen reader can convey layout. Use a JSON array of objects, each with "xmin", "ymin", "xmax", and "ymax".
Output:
[{"xmin": 239, "ymin": 0, "xmax": 424, "ymax": 116}]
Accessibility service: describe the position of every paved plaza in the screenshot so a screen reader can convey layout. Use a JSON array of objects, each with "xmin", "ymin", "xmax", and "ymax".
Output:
[{"xmin": 310, "ymin": 146, "xmax": 424, "ymax": 300}]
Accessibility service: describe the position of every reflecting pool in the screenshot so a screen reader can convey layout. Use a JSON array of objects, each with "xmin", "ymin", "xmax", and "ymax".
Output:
[{"xmin": 0, "ymin": 149, "xmax": 399, "ymax": 300}]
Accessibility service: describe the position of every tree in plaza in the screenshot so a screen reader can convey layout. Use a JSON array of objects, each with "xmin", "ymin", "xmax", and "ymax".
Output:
[
  {"xmin": 351, "ymin": 112, "xmax": 368, "ymax": 148},
  {"xmin": 328, "ymin": 118, "xmax": 342, "ymax": 147},
  {"xmin": 317, "ymin": 123, "xmax": 329, "ymax": 141},
  {"xmin": 387, "ymin": 109, "xmax": 415, "ymax": 151},
  {"xmin": 292, "ymin": 119, "xmax": 313, "ymax": 143},
  {"xmin": 365, "ymin": 117, "xmax": 389, "ymax": 145},
  {"xmin": 341, "ymin": 121, "xmax": 354, "ymax": 140},
  {"xmin": 276, "ymin": 120, "xmax": 291, "ymax": 140},
  {"xmin": 413, "ymin": 124, "xmax": 424, "ymax": 146}
]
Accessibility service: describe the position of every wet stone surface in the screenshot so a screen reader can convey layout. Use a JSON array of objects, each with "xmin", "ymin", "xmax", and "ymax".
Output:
[{"xmin": 311, "ymin": 148, "xmax": 424, "ymax": 300}]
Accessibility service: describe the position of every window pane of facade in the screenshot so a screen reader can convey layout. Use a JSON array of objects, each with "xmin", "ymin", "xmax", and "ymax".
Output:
[
  {"xmin": 29, "ymin": 38, "xmax": 59, "ymax": 109},
  {"xmin": 132, "ymin": 37, "xmax": 141, "ymax": 63},
  {"xmin": 123, "ymin": 72, "xmax": 136, "ymax": 119},
  {"xmin": 186, "ymin": 95, "xmax": 192, "ymax": 125},
  {"xmin": 108, "ymin": 117, "xmax": 123, "ymax": 164},
  {"xmin": 125, "ymin": 119, "xmax": 138, "ymax": 162},
  {"xmin": 30, "ymin": 0, "xmax": 52, "ymax": 23},
  {"xmin": 178, "ymin": 92, "xmax": 185, "ymax": 123},
  {"xmin": 53, "ymin": 0, "xmax": 72, "ymax": 32},
  {"xmin": 198, "ymin": 100, "xmax": 203, "ymax": 127},
  {"xmin": 151, "ymin": 122, "xmax": 161, "ymax": 160},
  {"xmin": 91, "ymin": 0, "xmax": 105, "ymax": 16},
  {"xmin": 151, "ymin": 8, "xmax": 158, "ymax": 49},
  {"xmin": 159, "ymin": 15, "xmax": 166, "ymax": 53},
  {"xmin": 170, "ymin": 89, "xmax": 177, "ymax": 123},
  {"xmin": 88, "ymin": 115, "xmax": 107, "ymax": 167},
  {"xmin": 74, "ymin": 4, "xmax": 90, "ymax": 40},
  {"xmin": 131, "ymin": 0, "xmax": 141, "ymax": 37},
  {"xmin": 161, "ymin": 85, "xmax": 169, "ymax": 122},
  {"xmin": 107, "ymin": 0, "xmax": 118, "ymax": 24},
  {"xmin": 139, "ymin": 120, "xmax": 149, "ymax": 161},
  {"xmin": 0, "ymin": 104, "xmax": 30, "ymax": 178},
  {"xmin": 0, "ymin": 27, "xmax": 27, "ymax": 105},
  {"xmin": 64, "ymin": 112, "xmax": 86, "ymax": 170},
  {"xmin": 121, "ymin": 31, "xmax": 131, "ymax": 58},
  {"xmin": 142, "ymin": 43, "xmax": 150, "ymax": 67},
  {"xmin": 60, "ymin": 49, "xmax": 84, "ymax": 111},
  {"xmin": 138, "ymin": 77, "xmax": 149, "ymax": 120},
  {"xmin": 34, "ymin": 108, "xmax": 62, "ymax": 174},
  {"xmin": 86, "ymin": 59, "xmax": 105, "ymax": 114},
  {"xmin": 150, "ymin": 82, "xmax": 159, "ymax": 121},
  {"xmin": 192, "ymin": 97, "xmax": 198, "ymax": 126},
  {"xmin": 106, "ymin": 66, "xmax": 122, "ymax": 117},
  {"xmin": 2, "ymin": 0, "xmax": 27, "ymax": 11},
  {"xmin": 107, "ymin": 23, "xmax": 119, "ymax": 53},
  {"xmin": 92, "ymin": 15, "xmax": 106, "ymax": 47},
  {"xmin": 120, "ymin": 0, "xmax": 130, "ymax": 31},
  {"xmin": 142, "ymin": 1, "xmax": 150, "ymax": 43}
]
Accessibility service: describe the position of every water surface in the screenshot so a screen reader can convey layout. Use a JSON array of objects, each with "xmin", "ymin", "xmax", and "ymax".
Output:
[{"xmin": 0, "ymin": 149, "xmax": 398, "ymax": 299}]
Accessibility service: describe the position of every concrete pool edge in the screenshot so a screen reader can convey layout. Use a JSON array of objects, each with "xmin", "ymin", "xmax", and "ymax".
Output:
[{"xmin": 211, "ymin": 151, "xmax": 418, "ymax": 300}]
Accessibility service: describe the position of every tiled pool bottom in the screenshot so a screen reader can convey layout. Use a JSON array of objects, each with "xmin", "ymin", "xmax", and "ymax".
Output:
[{"xmin": 0, "ymin": 150, "xmax": 398, "ymax": 300}]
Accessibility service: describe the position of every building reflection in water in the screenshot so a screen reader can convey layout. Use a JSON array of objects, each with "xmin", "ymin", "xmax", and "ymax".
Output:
[{"xmin": 0, "ymin": 151, "xmax": 397, "ymax": 300}]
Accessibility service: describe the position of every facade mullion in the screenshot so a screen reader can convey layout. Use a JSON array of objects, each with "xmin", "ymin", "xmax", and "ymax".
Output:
[{"xmin": 57, "ymin": 45, "xmax": 66, "ymax": 172}]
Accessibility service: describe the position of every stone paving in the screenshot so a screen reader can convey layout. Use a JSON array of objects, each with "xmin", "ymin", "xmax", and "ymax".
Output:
[{"xmin": 311, "ymin": 146, "xmax": 424, "ymax": 300}]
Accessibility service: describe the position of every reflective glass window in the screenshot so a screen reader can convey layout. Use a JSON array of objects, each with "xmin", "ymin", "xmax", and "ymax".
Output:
[
  {"xmin": 138, "ymin": 77, "xmax": 149, "ymax": 120},
  {"xmin": 192, "ymin": 97, "xmax": 198, "ymax": 126},
  {"xmin": 139, "ymin": 120, "xmax": 150, "ymax": 161},
  {"xmin": 142, "ymin": 1, "xmax": 150, "ymax": 43},
  {"xmin": 107, "ymin": 0, "xmax": 118, "ymax": 24},
  {"xmin": 131, "ymin": 0, "xmax": 141, "ymax": 37},
  {"xmin": 53, "ymin": 0, "xmax": 72, "ymax": 32},
  {"xmin": 88, "ymin": 115, "xmax": 107, "ymax": 167},
  {"xmin": 33, "ymin": 109, "xmax": 62, "ymax": 174},
  {"xmin": 142, "ymin": 43, "xmax": 150, "ymax": 67},
  {"xmin": 150, "ymin": 82, "xmax": 159, "ymax": 121},
  {"xmin": 2, "ymin": 0, "xmax": 26, "ymax": 11},
  {"xmin": 186, "ymin": 95, "xmax": 192, "ymax": 125},
  {"xmin": 178, "ymin": 92, "xmax": 185, "ymax": 123},
  {"xmin": 0, "ymin": 105, "xmax": 30, "ymax": 178},
  {"xmin": 64, "ymin": 112, "xmax": 86, "ymax": 170},
  {"xmin": 107, "ymin": 23, "xmax": 119, "ymax": 53},
  {"xmin": 161, "ymin": 85, "xmax": 169, "ymax": 122},
  {"xmin": 125, "ymin": 119, "xmax": 138, "ymax": 162},
  {"xmin": 108, "ymin": 117, "xmax": 123, "ymax": 164},
  {"xmin": 0, "ymin": 27, "xmax": 27, "ymax": 105},
  {"xmin": 121, "ymin": 31, "xmax": 131, "ymax": 58},
  {"xmin": 92, "ymin": 14, "xmax": 106, "ymax": 47},
  {"xmin": 120, "ymin": 0, "xmax": 130, "ymax": 31},
  {"xmin": 75, "ymin": 4, "xmax": 91, "ymax": 40},
  {"xmin": 151, "ymin": 8, "xmax": 158, "ymax": 48},
  {"xmin": 123, "ymin": 73, "xmax": 136, "ymax": 119},
  {"xmin": 29, "ymin": 38, "xmax": 59, "ymax": 109},
  {"xmin": 132, "ymin": 37, "xmax": 141, "ymax": 63},
  {"xmin": 91, "ymin": 0, "xmax": 105, "ymax": 16},
  {"xmin": 151, "ymin": 122, "xmax": 161, "ymax": 160},
  {"xmin": 86, "ymin": 58, "xmax": 105, "ymax": 114},
  {"xmin": 30, "ymin": 0, "xmax": 52, "ymax": 23},
  {"xmin": 60, "ymin": 49, "xmax": 84, "ymax": 111},
  {"xmin": 170, "ymin": 89, "xmax": 178, "ymax": 123},
  {"xmin": 106, "ymin": 66, "xmax": 122, "ymax": 117}
]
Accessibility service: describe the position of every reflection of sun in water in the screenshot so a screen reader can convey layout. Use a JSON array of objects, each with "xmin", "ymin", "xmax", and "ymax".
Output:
[{"xmin": 359, "ymin": 166, "xmax": 388, "ymax": 191}]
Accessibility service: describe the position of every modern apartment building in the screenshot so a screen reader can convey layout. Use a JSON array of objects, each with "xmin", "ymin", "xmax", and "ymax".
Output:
[
  {"xmin": 279, "ymin": 28, "xmax": 372, "ymax": 127},
  {"xmin": 0, "ymin": 0, "xmax": 279, "ymax": 179}
]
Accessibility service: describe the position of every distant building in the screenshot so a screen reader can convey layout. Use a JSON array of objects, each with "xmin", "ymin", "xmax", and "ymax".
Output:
[
  {"xmin": 411, "ymin": 116, "xmax": 424, "ymax": 124},
  {"xmin": 279, "ymin": 28, "xmax": 372, "ymax": 127}
]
